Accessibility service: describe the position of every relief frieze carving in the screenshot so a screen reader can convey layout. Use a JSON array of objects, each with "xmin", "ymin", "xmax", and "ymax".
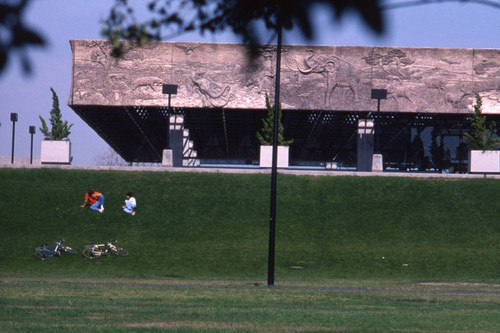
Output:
[
  {"xmin": 191, "ymin": 69, "xmax": 235, "ymax": 107},
  {"xmin": 69, "ymin": 40, "xmax": 500, "ymax": 114},
  {"xmin": 284, "ymin": 49, "xmax": 361, "ymax": 108}
]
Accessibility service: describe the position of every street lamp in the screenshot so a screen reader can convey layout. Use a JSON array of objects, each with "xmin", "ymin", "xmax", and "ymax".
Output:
[
  {"xmin": 371, "ymin": 89, "xmax": 387, "ymax": 153},
  {"xmin": 267, "ymin": 20, "xmax": 283, "ymax": 288},
  {"xmin": 162, "ymin": 84, "xmax": 178, "ymax": 149},
  {"xmin": 29, "ymin": 126, "xmax": 36, "ymax": 164},
  {"xmin": 162, "ymin": 84, "xmax": 179, "ymax": 167},
  {"xmin": 162, "ymin": 84, "xmax": 178, "ymax": 110},
  {"xmin": 371, "ymin": 89, "xmax": 387, "ymax": 171},
  {"xmin": 10, "ymin": 113, "xmax": 18, "ymax": 164}
]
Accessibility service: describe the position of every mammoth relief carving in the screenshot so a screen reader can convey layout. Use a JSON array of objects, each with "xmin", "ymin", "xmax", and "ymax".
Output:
[{"xmin": 286, "ymin": 49, "xmax": 360, "ymax": 106}]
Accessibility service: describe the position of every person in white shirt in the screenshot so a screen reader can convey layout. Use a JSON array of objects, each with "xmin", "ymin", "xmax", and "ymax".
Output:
[{"xmin": 122, "ymin": 192, "xmax": 137, "ymax": 215}]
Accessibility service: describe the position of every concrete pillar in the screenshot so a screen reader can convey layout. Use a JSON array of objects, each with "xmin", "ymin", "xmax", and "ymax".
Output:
[
  {"xmin": 162, "ymin": 149, "xmax": 173, "ymax": 167},
  {"xmin": 162, "ymin": 115, "xmax": 184, "ymax": 167},
  {"xmin": 357, "ymin": 119, "xmax": 374, "ymax": 172},
  {"xmin": 371, "ymin": 154, "xmax": 383, "ymax": 172}
]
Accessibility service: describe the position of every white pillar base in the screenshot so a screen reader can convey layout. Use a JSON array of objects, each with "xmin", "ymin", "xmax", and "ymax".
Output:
[{"xmin": 371, "ymin": 154, "xmax": 383, "ymax": 172}]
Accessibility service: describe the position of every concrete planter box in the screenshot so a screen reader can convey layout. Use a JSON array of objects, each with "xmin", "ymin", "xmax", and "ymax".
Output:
[
  {"xmin": 41, "ymin": 140, "xmax": 72, "ymax": 164},
  {"xmin": 468, "ymin": 150, "xmax": 500, "ymax": 173},
  {"xmin": 259, "ymin": 145, "xmax": 289, "ymax": 168}
]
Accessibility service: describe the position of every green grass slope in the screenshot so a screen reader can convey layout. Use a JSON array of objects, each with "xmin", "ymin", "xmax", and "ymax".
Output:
[{"xmin": 0, "ymin": 169, "xmax": 498, "ymax": 283}]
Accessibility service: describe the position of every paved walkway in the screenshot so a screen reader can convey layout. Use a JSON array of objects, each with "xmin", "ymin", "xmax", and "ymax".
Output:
[{"xmin": 2, "ymin": 162, "xmax": 500, "ymax": 179}]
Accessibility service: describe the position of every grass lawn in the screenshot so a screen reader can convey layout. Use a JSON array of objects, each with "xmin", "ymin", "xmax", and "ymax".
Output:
[
  {"xmin": 1, "ymin": 277, "xmax": 499, "ymax": 332},
  {"xmin": 0, "ymin": 168, "xmax": 499, "ymax": 331}
]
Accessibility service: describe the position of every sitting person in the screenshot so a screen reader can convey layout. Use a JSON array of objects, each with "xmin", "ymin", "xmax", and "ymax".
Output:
[
  {"xmin": 81, "ymin": 189, "xmax": 105, "ymax": 213},
  {"xmin": 122, "ymin": 192, "xmax": 136, "ymax": 215}
]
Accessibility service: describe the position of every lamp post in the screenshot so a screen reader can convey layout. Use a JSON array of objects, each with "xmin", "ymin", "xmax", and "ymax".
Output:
[
  {"xmin": 29, "ymin": 126, "xmax": 36, "ymax": 164},
  {"xmin": 267, "ymin": 19, "xmax": 283, "ymax": 288},
  {"xmin": 371, "ymin": 89, "xmax": 387, "ymax": 153},
  {"xmin": 162, "ymin": 84, "xmax": 178, "ymax": 110},
  {"xmin": 162, "ymin": 84, "xmax": 178, "ymax": 149},
  {"xmin": 10, "ymin": 113, "xmax": 18, "ymax": 164},
  {"xmin": 162, "ymin": 84, "xmax": 179, "ymax": 167},
  {"xmin": 370, "ymin": 89, "xmax": 387, "ymax": 171}
]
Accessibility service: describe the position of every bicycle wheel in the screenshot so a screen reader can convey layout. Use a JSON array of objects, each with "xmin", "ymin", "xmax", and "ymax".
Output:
[
  {"xmin": 35, "ymin": 248, "xmax": 53, "ymax": 260},
  {"xmin": 62, "ymin": 246, "xmax": 77, "ymax": 255},
  {"xmin": 82, "ymin": 247, "xmax": 96, "ymax": 259},
  {"xmin": 112, "ymin": 247, "xmax": 129, "ymax": 257}
]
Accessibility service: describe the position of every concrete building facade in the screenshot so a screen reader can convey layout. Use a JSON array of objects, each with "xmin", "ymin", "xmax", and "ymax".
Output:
[{"xmin": 68, "ymin": 41, "xmax": 500, "ymax": 171}]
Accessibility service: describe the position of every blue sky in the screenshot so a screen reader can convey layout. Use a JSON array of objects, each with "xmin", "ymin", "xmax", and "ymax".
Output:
[{"xmin": 0, "ymin": 0, "xmax": 498, "ymax": 165}]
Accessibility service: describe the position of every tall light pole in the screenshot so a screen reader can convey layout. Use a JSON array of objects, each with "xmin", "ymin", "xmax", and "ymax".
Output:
[
  {"xmin": 267, "ymin": 20, "xmax": 283, "ymax": 288},
  {"xmin": 29, "ymin": 126, "xmax": 36, "ymax": 164},
  {"xmin": 10, "ymin": 113, "xmax": 18, "ymax": 164}
]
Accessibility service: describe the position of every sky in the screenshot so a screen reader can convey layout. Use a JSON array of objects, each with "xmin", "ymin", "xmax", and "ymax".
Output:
[{"xmin": 0, "ymin": 0, "xmax": 499, "ymax": 165}]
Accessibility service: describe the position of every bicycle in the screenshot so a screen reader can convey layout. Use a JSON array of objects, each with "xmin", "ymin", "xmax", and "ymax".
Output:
[
  {"xmin": 35, "ymin": 239, "xmax": 77, "ymax": 260},
  {"xmin": 82, "ymin": 240, "xmax": 129, "ymax": 259}
]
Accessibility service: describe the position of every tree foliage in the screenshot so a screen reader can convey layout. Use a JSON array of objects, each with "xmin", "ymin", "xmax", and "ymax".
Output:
[
  {"xmin": 102, "ymin": 0, "xmax": 386, "ymax": 56},
  {"xmin": 464, "ymin": 93, "xmax": 500, "ymax": 150},
  {"xmin": 257, "ymin": 93, "xmax": 293, "ymax": 146},
  {"xmin": 2, "ymin": 1, "xmax": 500, "ymax": 76},
  {"xmin": 0, "ymin": 1, "xmax": 45, "ymax": 75},
  {"xmin": 39, "ymin": 88, "xmax": 73, "ymax": 141}
]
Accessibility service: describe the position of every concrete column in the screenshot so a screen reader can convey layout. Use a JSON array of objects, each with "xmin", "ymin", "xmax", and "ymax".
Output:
[
  {"xmin": 162, "ymin": 115, "xmax": 184, "ymax": 167},
  {"xmin": 371, "ymin": 154, "xmax": 383, "ymax": 172},
  {"xmin": 357, "ymin": 119, "xmax": 374, "ymax": 171},
  {"xmin": 161, "ymin": 149, "xmax": 173, "ymax": 167}
]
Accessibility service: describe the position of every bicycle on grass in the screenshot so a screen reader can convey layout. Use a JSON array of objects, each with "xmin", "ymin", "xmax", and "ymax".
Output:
[
  {"xmin": 82, "ymin": 240, "xmax": 129, "ymax": 259},
  {"xmin": 35, "ymin": 239, "xmax": 77, "ymax": 260}
]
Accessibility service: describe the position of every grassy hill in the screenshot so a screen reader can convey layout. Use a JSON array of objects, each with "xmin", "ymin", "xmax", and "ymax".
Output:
[{"xmin": 1, "ymin": 168, "xmax": 498, "ymax": 283}]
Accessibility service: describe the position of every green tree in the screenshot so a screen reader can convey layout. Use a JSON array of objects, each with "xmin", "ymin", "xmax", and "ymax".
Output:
[
  {"xmin": 39, "ymin": 88, "xmax": 73, "ymax": 140},
  {"xmin": 257, "ymin": 93, "xmax": 293, "ymax": 146},
  {"xmin": 464, "ymin": 93, "xmax": 500, "ymax": 150}
]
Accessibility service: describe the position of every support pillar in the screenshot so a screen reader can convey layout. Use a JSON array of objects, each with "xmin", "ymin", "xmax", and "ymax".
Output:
[
  {"xmin": 357, "ymin": 119, "xmax": 374, "ymax": 172},
  {"xmin": 371, "ymin": 154, "xmax": 383, "ymax": 172},
  {"xmin": 162, "ymin": 115, "xmax": 184, "ymax": 167}
]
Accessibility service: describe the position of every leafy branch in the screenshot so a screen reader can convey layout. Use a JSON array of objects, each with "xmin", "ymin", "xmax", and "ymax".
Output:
[{"xmin": 101, "ymin": 0, "xmax": 385, "ymax": 57}]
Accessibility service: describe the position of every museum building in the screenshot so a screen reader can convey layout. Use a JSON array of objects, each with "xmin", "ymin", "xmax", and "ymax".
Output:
[{"xmin": 68, "ymin": 41, "xmax": 500, "ymax": 172}]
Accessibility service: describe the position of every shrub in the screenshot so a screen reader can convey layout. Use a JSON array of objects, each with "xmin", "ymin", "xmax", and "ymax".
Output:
[
  {"xmin": 39, "ymin": 87, "xmax": 73, "ymax": 140},
  {"xmin": 256, "ymin": 93, "xmax": 293, "ymax": 146},
  {"xmin": 464, "ymin": 93, "xmax": 500, "ymax": 150}
]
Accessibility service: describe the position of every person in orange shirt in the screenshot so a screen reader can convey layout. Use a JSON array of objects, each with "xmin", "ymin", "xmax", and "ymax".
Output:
[{"xmin": 81, "ymin": 189, "xmax": 105, "ymax": 213}]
